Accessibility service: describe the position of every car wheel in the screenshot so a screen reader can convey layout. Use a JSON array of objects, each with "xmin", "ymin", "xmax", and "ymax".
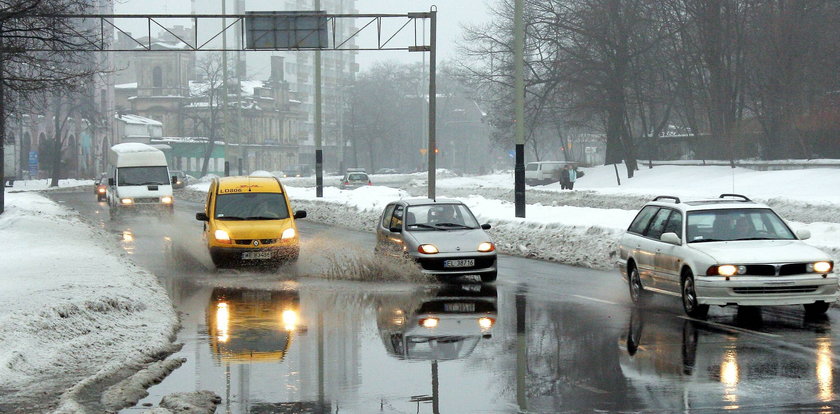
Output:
[
  {"xmin": 628, "ymin": 264, "xmax": 647, "ymax": 304},
  {"xmin": 681, "ymin": 272, "xmax": 709, "ymax": 319},
  {"xmin": 481, "ymin": 271, "xmax": 497, "ymax": 283},
  {"xmin": 210, "ymin": 253, "xmax": 227, "ymax": 269},
  {"xmin": 804, "ymin": 301, "xmax": 831, "ymax": 315}
]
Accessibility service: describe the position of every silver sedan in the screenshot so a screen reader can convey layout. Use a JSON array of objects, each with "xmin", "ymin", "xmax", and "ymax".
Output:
[{"xmin": 375, "ymin": 198, "xmax": 497, "ymax": 282}]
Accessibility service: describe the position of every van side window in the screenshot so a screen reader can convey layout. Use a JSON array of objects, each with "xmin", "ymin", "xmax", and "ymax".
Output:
[
  {"xmin": 381, "ymin": 204, "xmax": 396, "ymax": 228},
  {"xmin": 628, "ymin": 206, "xmax": 659, "ymax": 234},
  {"xmin": 390, "ymin": 205, "xmax": 404, "ymax": 229},
  {"xmin": 206, "ymin": 181, "xmax": 215, "ymax": 214}
]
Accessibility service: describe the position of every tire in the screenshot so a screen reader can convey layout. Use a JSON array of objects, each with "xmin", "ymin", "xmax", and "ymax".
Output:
[
  {"xmin": 628, "ymin": 264, "xmax": 647, "ymax": 304},
  {"xmin": 480, "ymin": 271, "xmax": 497, "ymax": 283},
  {"xmin": 210, "ymin": 252, "xmax": 228, "ymax": 269},
  {"xmin": 681, "ymin": 272, "xmax": 709, "ymax": 319},
  {"xmin": 804, "ymin": 301, "xmax": 831, "ymax": 315}
]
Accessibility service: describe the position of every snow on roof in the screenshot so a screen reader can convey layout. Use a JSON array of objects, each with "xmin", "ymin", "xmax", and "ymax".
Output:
[
  {"xmin": 240, "ymin": 80, "xmax": 263, "ymax": 96},
  {"xmin": 116, "ymin": 114, "xmax": 163, "ymax": 126},
  {"xmin": 138, "ymin": 41, "xmax": 190, "ymax": 50},
  {"xmin": 110, "ymin": 142, "xmax": 162, "ymax": 153},
  {"xmin": 115, "ymin": 82, "xmax": 138, "ymax": 89}
]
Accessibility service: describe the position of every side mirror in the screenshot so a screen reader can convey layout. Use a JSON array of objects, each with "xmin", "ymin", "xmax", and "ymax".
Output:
[
  {"xmin": 294, "ymin": 210, "xmax": 307, "ymax": 219},
  {"xmin": 796, "ymin": 229, "xmax": 811, "ymax": 240},
  {"xmin": 481, "ymin": 223, "xmax": 492, "ymax": 230},
  {"xmin": 171, "ymin": 176, "xmax": 178, "ymax": 185},
  {"xmin": 196, "ymin": 212, "xmax": 209, "ymax": 221},
  {"xmin": 660, "ymin": 232, "xmax": 681, "ymax": 245},
  {"xmin": 108, "ymin": 178, "xmax": 114, "ymax": 186},
  {"xmin": 389, "ymin": 226, "xmax": 402, "ymax": 233}
]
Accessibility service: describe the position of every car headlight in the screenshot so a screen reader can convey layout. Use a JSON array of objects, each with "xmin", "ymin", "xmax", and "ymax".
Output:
[
  {"xmin": 97, "ymin": 188, "xmax": 105, "ymax": 193},
  {"xmin": 160, "ymin": 196, "xmax": 173, "ymax": 204},
  {"xmin": 477, "ymin": 242, "xmax": 495, "ymax": 252},
  {"xmin": 120, "ymin": 198, "xmax": 133, "ymax": 205},
  {"xmin": 418, "ymin": 244, "xmax": 439, "ymax": 254},
  {"xmin": 808, "ymin": 261, "xmax": 833, "ymax": 274},
  {"xmin": 478, "ymin": 317, "xmax": 495, "ymax": 329},
  {"xmin": 420, "ymin": 317, "xmax": 439, "ymax": 328},
  {"xmin": 214, "ymin": 229, "xmax": 232, "ymax": 244},
  {"xmin": 708, "ymin": 265, "xmax": 747, "ymax": 277},
  {"xmin": 281, "ymin": 228, "xmax": 296, "ymax": 239}
]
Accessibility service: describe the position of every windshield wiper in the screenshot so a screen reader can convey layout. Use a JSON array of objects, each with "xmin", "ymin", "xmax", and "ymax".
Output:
[
  {"xmin": 407, "ymin": 223, "xmax": 437, "ymax": 230},
  {"xmin": 216, "ymin": 216, "xmax": 246, "ymax": 220},
  {"xmin": 433, "ymin": 222, "xmax": 475, "ymax": 229},
  {"xmin": 732, "ymin": 237, "xmax": 776, "ymax": 241},
  {"xmin": 139, "ymin": 181, "xmax": 165, "ymax": 185},
  {"xmin": 688, "ymin": 238, "xmax": 725, "ymax": 243}
]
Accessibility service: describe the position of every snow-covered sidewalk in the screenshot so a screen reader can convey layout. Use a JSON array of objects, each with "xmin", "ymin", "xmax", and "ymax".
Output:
[{"xmin": 0, "ymin": 192, "xmax": 178, "ymax": 412}]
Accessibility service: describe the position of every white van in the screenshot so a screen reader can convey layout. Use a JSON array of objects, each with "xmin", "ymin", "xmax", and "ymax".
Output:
[
  {"xmin": 106, "ymin": 143, "xmax": 175, "ymax": 218},
  {"xmin": 524, "ymin": 161, "xmax": 573, "ymax": 186}
]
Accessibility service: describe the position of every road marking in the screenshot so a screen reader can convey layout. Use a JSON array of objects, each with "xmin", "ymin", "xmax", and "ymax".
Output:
[
  {"xmin": 677, "ymin": 316, "xmax": 781, "ymax": 338},
  {"xmin": 572, "ymin": 295, "xmax": 619, "ymax": 306}
]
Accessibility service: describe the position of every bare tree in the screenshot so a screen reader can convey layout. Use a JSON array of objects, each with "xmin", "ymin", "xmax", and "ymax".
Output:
[
  {"xmin": 0, "ymin": 0, "xmax": 103, "ymax": 214},
  {"xmin": 185, "ymin": 53, "xmax": 234, "ymax": 177}
]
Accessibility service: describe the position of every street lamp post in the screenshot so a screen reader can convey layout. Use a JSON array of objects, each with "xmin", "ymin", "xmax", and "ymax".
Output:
[{"xmin": 513, "ymin": 0, "xmax": 526, "ymax": 217}]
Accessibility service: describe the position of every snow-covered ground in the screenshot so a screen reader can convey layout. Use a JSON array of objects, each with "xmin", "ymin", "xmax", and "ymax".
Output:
[
  {"xmin": 7, "ymin": 178, "xmax": 94, "ymax": 191},
  {"xmin": 188, "ymin": 163, "xmax": 840, "ymax": 269},
  {"xmin": 0, "ymin": 192, "xmax": 178, "ymax": 412}
]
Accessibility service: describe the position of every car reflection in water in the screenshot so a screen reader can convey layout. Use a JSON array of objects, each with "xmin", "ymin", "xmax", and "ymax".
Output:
[
  {"xmin": 377, "ymin": 284, "xmax": 497, "ymax": 361},
  {"xmin": 619, "ymin": 307, "xmax": 837, "ymax": 410},
  {"xmin": 207, "ymin": 287, "xmax": 301, "ymax": 364}
]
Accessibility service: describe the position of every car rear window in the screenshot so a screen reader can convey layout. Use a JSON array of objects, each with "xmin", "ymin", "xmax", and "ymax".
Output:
[{"xmin": 348, "ymin": 173, "xmax": 368, "ymax": 181}]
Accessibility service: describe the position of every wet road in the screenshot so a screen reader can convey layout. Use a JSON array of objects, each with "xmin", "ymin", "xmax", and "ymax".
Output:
[{"xmin": 49, "ymin": 190, "xmax": 840, "ymax": 413}]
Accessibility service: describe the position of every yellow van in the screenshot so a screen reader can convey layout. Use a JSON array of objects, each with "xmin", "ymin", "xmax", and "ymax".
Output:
[{"xmin": 196, "ymin": 176, "xmax": 306, "ymax": 267}]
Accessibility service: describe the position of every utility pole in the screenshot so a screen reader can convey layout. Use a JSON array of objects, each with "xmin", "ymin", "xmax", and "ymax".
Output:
[
  {"xmin": 221, "ymin": 0, "xmax": 229, "ymax": 176},
  {"xmin": 427, "ymin": 8, "xmax": 437, "ymax": 199},
  {"xmin": 314, "ymin": 0, "xmax": 324, "ymax": 197},
  {"xmin": 513, "ymin": 0, "xmax": 526, "ymax": 217},
  {"xmin": 235, "ymin": 0, "xmax": 245, "ymax": 175}
]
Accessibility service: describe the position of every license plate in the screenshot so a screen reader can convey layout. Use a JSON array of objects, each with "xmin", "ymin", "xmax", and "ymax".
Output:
[
  {"xmin": 242, "ymin": 251, "xmax": 272, "ymax": 260},
  {"xmin": 444, "ymin": 302, "xmax": 475, "ymax": 312},
  {"xmin": 444, "ymin": 259, "xmax": 474, "ymax": 268}
]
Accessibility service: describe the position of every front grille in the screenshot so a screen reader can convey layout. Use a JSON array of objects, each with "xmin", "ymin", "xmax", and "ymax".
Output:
[
  {"xmin": 743, "ymin": 263, "xmax": 810, "ymax": 276},
  {"xmin": 733, "ymin": 286, "xmax": 819, "ymax": 294},
  {"xmin": 417, "ymin": 256, "xmax": 496, "ymax": 271},
  {"xmin": 745, "ymin": 265, "xmax": 776, "ymax": 276},
  {"xmin": 234, "ymin": 239, "xmax": 278, "ymax": 246},
  {"xmin": 780, "ymin": 263, "xmax": 807, "ymax": 276},
  {"xmin": 134, "ymin": 197, "xmax": 160, "ymax": 203}
]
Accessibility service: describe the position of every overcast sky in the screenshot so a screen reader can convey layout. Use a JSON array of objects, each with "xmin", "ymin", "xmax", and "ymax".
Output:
[{"xmin": 113, "ymin": 0, "xmax": 492, "ymax": 71}]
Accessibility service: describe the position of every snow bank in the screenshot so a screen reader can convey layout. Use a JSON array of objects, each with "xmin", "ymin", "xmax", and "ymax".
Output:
[
  {"xmin": 0, "ymin": 192, "xmax": 178, "ymax": 412},
  {"xmin": 8, "ymin": 178, "xmax": 94, "ymax": 191}
]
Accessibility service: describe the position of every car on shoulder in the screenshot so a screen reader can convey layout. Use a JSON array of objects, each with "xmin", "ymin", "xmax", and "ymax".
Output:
[
  {"xmin": 618, "ymin": 193, "xmax": 836, "ymax": 318},
  {"xmin": 196, "ymin": 175, "xmax": 307, "ymax": 268},
  {"xmin": 376, "ymin": 198, "xmax": 497, "ymax": 282},
  {"xmin": 340, "ymin": 171, "xmax": 371, "ymax": 189}
]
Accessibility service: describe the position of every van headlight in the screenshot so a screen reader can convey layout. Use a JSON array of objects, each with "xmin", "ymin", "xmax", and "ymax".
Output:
[
  {"xmin": 120, "ymin": 198, "xmax": 133, "ymax": 205},
  {"xmin": 418, "ymin": 244, "xmax": 439, "ymax": 254},
  {"xmin": 214, "ymin": 229, "xmax": 232, "ymax": 244},
  {"xmin": 808, "ymin": 261, "xmax": 833, "ymax": 274},
  {"xmin": 160, "ymin": 196, "xmax": 173, "ymax": 204},
  {"xmin": 281, "ymin": 228, "xmax": 296, "ymax": 239}
]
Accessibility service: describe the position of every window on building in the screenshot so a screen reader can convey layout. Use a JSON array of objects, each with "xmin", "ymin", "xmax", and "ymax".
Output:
[{"xmin": 152, "ymin": 67, "xmax": 163, "ymax": 88}]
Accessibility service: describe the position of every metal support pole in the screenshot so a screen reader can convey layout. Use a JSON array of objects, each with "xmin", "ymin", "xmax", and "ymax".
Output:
[
  {"xmin": 314, "ymin": 0, "xmax": 324, "ymax": 198},
  {"xmin": 513, "ymin": 0, "xmax": 526, "ymax": 218},
  {"xmin": 427, "ymin": 8, "xmax": 437, "ymax": 200},
  {"xmin": 221, "ymin": 0, "xmax": 229, "ymax": 174}
]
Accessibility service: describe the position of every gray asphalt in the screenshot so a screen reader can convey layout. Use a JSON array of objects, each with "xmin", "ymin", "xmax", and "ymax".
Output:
[{"xmin": 45, "ymin": 189, "xmax": 840, "ymax": 413}]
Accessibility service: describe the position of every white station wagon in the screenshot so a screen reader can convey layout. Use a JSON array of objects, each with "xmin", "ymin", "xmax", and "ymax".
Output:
[{"xmin": 618, "ymin": 194, "xmax": 836, "ymax": 318}]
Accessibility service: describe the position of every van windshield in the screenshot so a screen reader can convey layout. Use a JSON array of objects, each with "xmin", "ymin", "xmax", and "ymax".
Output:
[
  {"xmin": 214, "ymin": 193, "xmax": 290, "ymax": 220},
  {"xmin": 118, "ymin": 166, "xmax": 170, "ymax": 186}
]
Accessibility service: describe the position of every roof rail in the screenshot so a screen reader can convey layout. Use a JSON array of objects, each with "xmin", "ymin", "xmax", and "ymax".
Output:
[
  {"xmin": 719, "ymin": 193, "xmax": 752, "ymax": 202},
  {"xmin": 653, "ymin": 195, "xmax": 681, "ymax": 204}
]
